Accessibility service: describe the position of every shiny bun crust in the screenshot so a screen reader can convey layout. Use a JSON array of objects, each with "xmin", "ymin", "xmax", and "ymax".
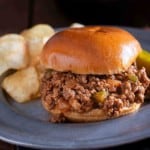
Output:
[{"xmin": 41, "ymin": 26, "xmax": 142, "ymax": 74}]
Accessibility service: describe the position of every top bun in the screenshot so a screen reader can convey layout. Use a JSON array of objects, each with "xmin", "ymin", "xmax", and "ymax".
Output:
[{"xmin": 41, "ymin": 26, "xmax": 142, "ymax": 74}]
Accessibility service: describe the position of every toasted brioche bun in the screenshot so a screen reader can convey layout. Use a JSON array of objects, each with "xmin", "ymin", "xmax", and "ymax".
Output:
[
  {"xmin": 42, "ymin": 99, "xmax": 141, "ymax": 122},
  {"xmin": 41, "ymin": 26, "xmax": 142, "ymax": 75}
]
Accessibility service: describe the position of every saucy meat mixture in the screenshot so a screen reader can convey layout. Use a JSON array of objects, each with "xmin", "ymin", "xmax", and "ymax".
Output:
[{"xmin": 41, "ymin": 64, "xmax": 150, "ymax": 122}]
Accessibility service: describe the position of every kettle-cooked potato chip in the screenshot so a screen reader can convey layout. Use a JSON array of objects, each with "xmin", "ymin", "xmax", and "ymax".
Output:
[
  {"xmin": 70, "ymin": 22, "xmax": 84, "ymax": 28},
  {"xmin": 2, "ymin": 67, "xmax": 40, "ymax": 103},
  {"xmin": 0, "ymin": 34, "xmax": 28, "ymax": 76},
  {"xmin": 21, "ymin": 24, "xmax": 55, "ymax": 65}
]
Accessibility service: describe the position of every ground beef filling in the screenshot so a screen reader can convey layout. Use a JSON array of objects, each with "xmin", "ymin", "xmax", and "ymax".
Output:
[{"xmin": 41, "ymin": 65, "xmax": 150, "ymax": 121}]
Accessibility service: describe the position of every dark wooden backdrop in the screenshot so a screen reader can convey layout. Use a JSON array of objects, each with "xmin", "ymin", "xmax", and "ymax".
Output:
[
  {"xmin": 0, "ymin": 0, "xmax": 150, "ymax": 35},
  {"xmin": 0, "ymin": 0, "xmax": 72, "ymax": 35}
]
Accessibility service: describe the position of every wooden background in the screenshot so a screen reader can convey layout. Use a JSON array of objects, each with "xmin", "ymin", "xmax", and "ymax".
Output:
[
  {"xmin": 0, "ymin": 0, "xmax": 150, "ymax": 35},
  {"xmin": 0, "ymin": 0, "xmax": 72, "ymax": 35}
]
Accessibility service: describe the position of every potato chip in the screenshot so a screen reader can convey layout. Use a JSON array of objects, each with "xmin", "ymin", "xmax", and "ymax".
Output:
[
  {"xmin": 21, "ymin": 24, "xmax": 55, "ymax": 65},
  {"xmin": 2, "ymin": 67, "xmax": 40, "ymax": 103},
  {"xmin": 0, "ymin": 34, "xmax": 28, "ymax": 76},
  {"xmin": 70, "ymin": 23, "xmax": 84, "ymax": 28}
]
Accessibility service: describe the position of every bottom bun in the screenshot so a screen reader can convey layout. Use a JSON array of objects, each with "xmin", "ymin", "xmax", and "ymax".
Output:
[
  {"xmin": 42, "ymin": 100, "xmax": 141, "ymax": 122},
  {"xmin": 63, "ymin": 103, "xmax": 141, "ymax": 122}
]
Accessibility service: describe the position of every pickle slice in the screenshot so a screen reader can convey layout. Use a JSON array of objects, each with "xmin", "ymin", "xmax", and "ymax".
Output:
[
  {"xmin": 136, "ymin": 50, "xmax": 150, "ymax": 76},
  {"xmin": 93, "ymin": 90, "xmax": 108, "ymax": 103},
  {"xmin": 128, "ymin": 74, "xmax": 138, "ymax": 82}
]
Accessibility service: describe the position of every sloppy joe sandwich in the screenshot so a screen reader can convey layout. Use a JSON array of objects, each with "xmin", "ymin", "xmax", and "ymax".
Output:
[{"xmin": 40, "ymin": 26, "xmax": 150, "ymax": 122}]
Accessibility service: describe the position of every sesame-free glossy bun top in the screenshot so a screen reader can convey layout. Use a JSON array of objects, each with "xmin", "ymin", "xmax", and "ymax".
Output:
[{"xmin": 41, "ymin": 26, "xmax": 142, "ymax": 74}]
